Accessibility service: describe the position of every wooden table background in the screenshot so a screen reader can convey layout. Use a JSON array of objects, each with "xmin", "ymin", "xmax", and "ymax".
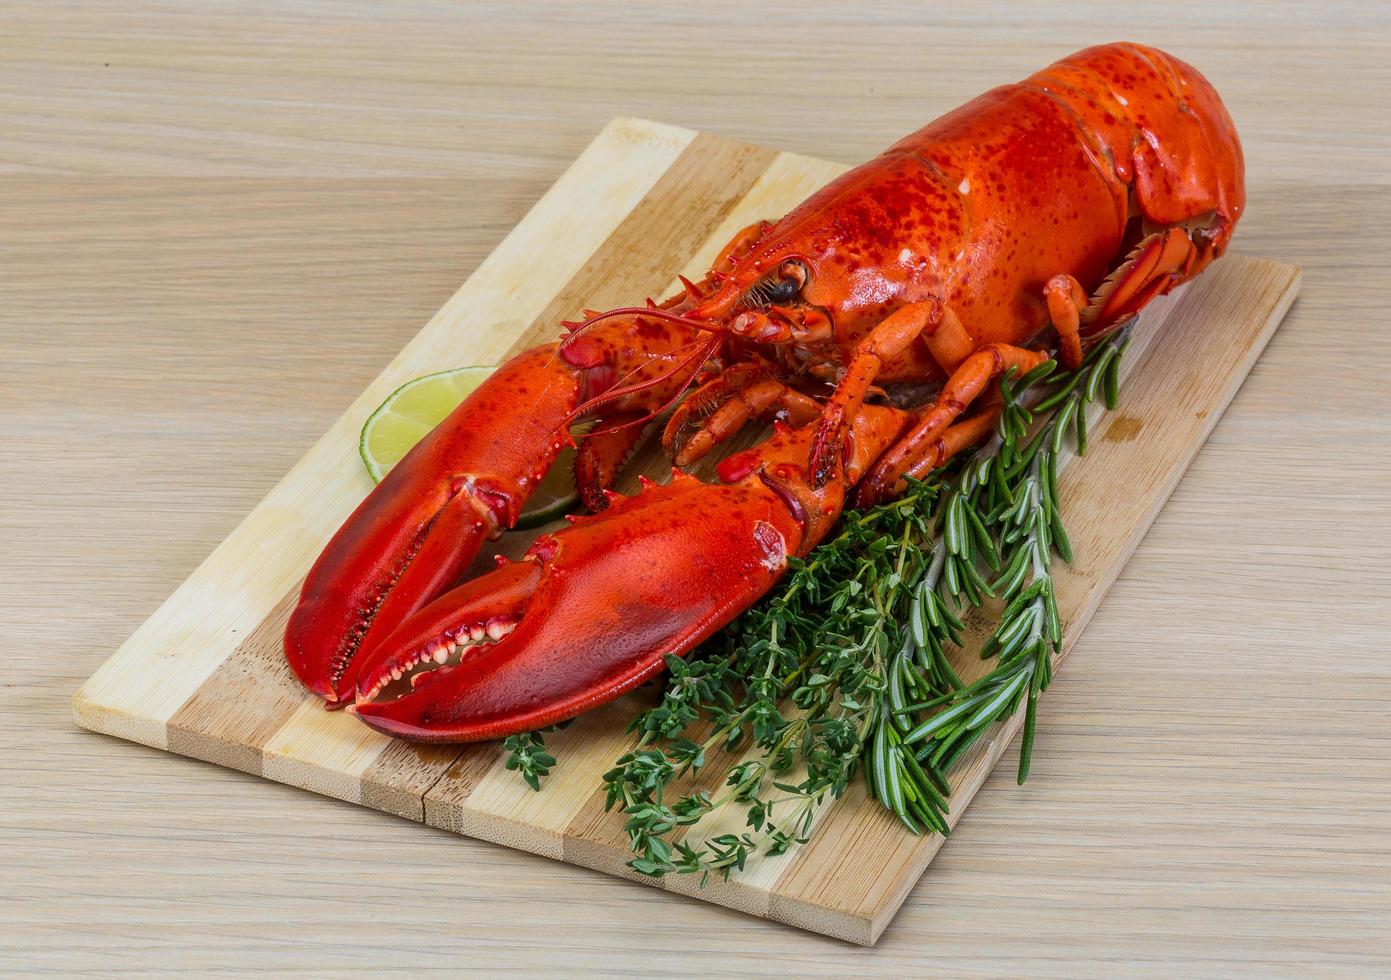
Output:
[{"xmin": 4, "ymin": 2, "xmax": 1388, "ymax": 975}]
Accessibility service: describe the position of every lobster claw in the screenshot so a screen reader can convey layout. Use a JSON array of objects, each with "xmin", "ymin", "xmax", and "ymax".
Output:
[
  {"xmin": 348, "ymin": 404, "xmax": 912, "ymax": 742},
  {"xmin": 285, "ymin": 345, "xmax": 581, "ymax": 704},
  {"xmin": 349, "ymin": 471, "xmax": 804, "ymax": 741}
]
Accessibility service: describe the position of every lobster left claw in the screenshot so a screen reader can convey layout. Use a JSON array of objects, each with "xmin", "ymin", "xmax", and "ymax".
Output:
[
  {"xmin": 286, "ymin": 345, "xmax": 582, "ymax": 704},
  {"xmin": 288, "ymin": 293, "xmax": 727, "ymax": 706},
  {"xmin": 349, "ymin": 405, "xmax": 911, "ymax": 741}
]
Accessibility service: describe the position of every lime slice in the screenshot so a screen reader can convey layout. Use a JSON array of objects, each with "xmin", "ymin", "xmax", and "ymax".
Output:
[{"xmin": 360, "ymin": 366, "xmax": 580, "ymax": 528}]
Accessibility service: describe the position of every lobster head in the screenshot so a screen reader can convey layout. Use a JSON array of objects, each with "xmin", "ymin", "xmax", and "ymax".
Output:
[{"xmin": 685, "ymin": 159, "xmax": 957, "ymax": 358}]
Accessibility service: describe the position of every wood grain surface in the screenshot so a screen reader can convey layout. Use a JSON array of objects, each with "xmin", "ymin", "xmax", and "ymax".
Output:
[
  {"xmin": 69, "ymin": 117, "xmax": 1300, "ymax": 943},
  {"xmin": 6, "ymin": 1, "xmax": 1390, "ymax": 975}
]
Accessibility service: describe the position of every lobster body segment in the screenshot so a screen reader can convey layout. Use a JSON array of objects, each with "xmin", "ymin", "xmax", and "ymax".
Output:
[{"xmin": 288, "ymin": 43, "xmax": 1244, "ymax": 738}]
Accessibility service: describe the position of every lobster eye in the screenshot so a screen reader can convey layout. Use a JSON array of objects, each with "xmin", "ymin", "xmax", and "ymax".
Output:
[
  {"xmin": 780, "ymin": 260, "xmax": 808, "ymax": 285},
  {"xmin": 740, "ymin": 259, "xmax": 810, "ymax": 310},
  {"xmin": 764, "ymin": 260, "xmax": 809, "ymax": 305}
]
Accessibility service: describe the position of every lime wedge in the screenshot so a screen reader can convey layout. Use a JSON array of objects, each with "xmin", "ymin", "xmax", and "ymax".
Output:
[{"xmin": 359, "ymin": 366, "xmax": 580, "ymax": 528}]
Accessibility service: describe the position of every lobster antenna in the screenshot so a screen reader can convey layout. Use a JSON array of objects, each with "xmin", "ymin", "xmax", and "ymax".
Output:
[
  {"xmin": 558, "ymin": 305, "xmax": 726, "ymax": 352},
  {"xmin": 561, "ymin": 334, "xmax": 722, "ymax": 435},
  {"xmin": 608, "ymin": 335, "xmax": 725, "ymax": 435}
]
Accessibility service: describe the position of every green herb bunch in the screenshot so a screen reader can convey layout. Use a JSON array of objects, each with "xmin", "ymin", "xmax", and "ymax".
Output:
[
  {"xmin": 505, "ymin": 329, "xmax": 1130, "ymax": 876},
  {"xmin": 600, "ymin": 470, "xmax": 952, "ymax": 879}
]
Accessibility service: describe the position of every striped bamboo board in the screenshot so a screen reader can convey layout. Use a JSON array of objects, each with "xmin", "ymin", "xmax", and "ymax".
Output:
[{"xmin": 74, "ymin": 118, "xmax": 1299, "ymax": 945}]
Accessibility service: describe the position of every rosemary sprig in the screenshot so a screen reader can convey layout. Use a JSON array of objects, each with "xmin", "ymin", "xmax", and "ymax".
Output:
[{"xmin": 896, "ymin": 331, "xmax": 1129, "ymax": 796}]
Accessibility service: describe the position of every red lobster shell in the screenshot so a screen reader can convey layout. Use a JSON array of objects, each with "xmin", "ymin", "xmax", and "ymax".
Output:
[{"xmin": 285, "ymin": 43, "xmax": 1243, "ymax": 740}]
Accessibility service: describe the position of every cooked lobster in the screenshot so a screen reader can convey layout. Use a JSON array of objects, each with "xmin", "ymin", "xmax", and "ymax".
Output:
[{"xmin": 285, "ymin": 42, "xmax": 1243, "ymax": 740}]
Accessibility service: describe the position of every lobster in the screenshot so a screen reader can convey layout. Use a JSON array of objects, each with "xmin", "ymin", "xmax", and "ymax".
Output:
[{"xmin": 285, "ymin": 42, "xmax": 1243, "ymax": 741}]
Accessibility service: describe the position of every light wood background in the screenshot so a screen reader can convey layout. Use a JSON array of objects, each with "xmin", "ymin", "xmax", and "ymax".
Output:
[{"xmin": 5, "ymin": 2, "xmax": 1388, "ymax": 975}]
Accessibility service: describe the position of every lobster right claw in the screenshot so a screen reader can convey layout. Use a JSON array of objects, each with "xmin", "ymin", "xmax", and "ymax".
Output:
[
  {"xmin": 285, "ymin": 345, "xmax": 581, "ymax": 704},
  {"xmin": 348, "ymin": 471, "xmax": 804, "ymax": 741}
]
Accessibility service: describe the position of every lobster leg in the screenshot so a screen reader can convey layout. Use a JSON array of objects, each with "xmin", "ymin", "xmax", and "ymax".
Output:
[
  {"xmin": 660, "ymin": 363, "xmax": 774, "ymax": 462},
  {"xmin": 664, "ymin": 374, "xmax": 821, "ymax": 467},
  {"xmin": 894, "ymin": 403, "xmax": 1003, "ymax": 488},
  {"xmin": 918, "ymin": 302, "xmax": 978, "ymax": 372},
  {"xmin": 1044, "ymin": 275, "xmax": 1088, "ymax": 370},
  {"xmin": 806, "ymin": 300, "xmax": 940, "ymax": 487},
  {"xmin": 807, "ymin": 299, "xmax": 982, "ymax": 487},
  {"xmin": 1083, "ymin": 228, "xmax": 1200, "ymax": 339},
  {"xmin": 574, "ymin": 412, "xmax": 650, "ymax": 512},
  {"xmin": 857, "ymin": 343, "xmax": 1048, "ymax": 506},
  {"xmin": 1045, "ymin": 226, "xmax": 1201, "ymax": 370}
]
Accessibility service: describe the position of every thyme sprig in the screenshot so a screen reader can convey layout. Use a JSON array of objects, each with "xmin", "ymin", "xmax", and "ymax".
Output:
[
  {"xmin": 502, "ymin": 728, "xmax": 558, "ymax": 791},
  {"xmin": 601, "ymin": 475, "xmax": 951, "ymax": 878},
  {"xmin": 508, "ymin": 328, "xmax": 1131, "ymax": 878}
]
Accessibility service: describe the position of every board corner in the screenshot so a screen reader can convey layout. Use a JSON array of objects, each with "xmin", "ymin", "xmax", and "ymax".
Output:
[{"xmin": 600, "ymin": 115, "xmax": 698, "ymax": 152}]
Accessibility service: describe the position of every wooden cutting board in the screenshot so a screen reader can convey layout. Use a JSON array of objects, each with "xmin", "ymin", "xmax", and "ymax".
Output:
[{"xmin": 74, "ymin": 118, "xmax": 1299, "ymax": 945}]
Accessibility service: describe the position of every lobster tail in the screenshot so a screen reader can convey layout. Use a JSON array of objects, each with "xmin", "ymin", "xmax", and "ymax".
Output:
[{"xmin": 1031, "ymin": 43, "xmax": 1245, "ymax": 273}]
